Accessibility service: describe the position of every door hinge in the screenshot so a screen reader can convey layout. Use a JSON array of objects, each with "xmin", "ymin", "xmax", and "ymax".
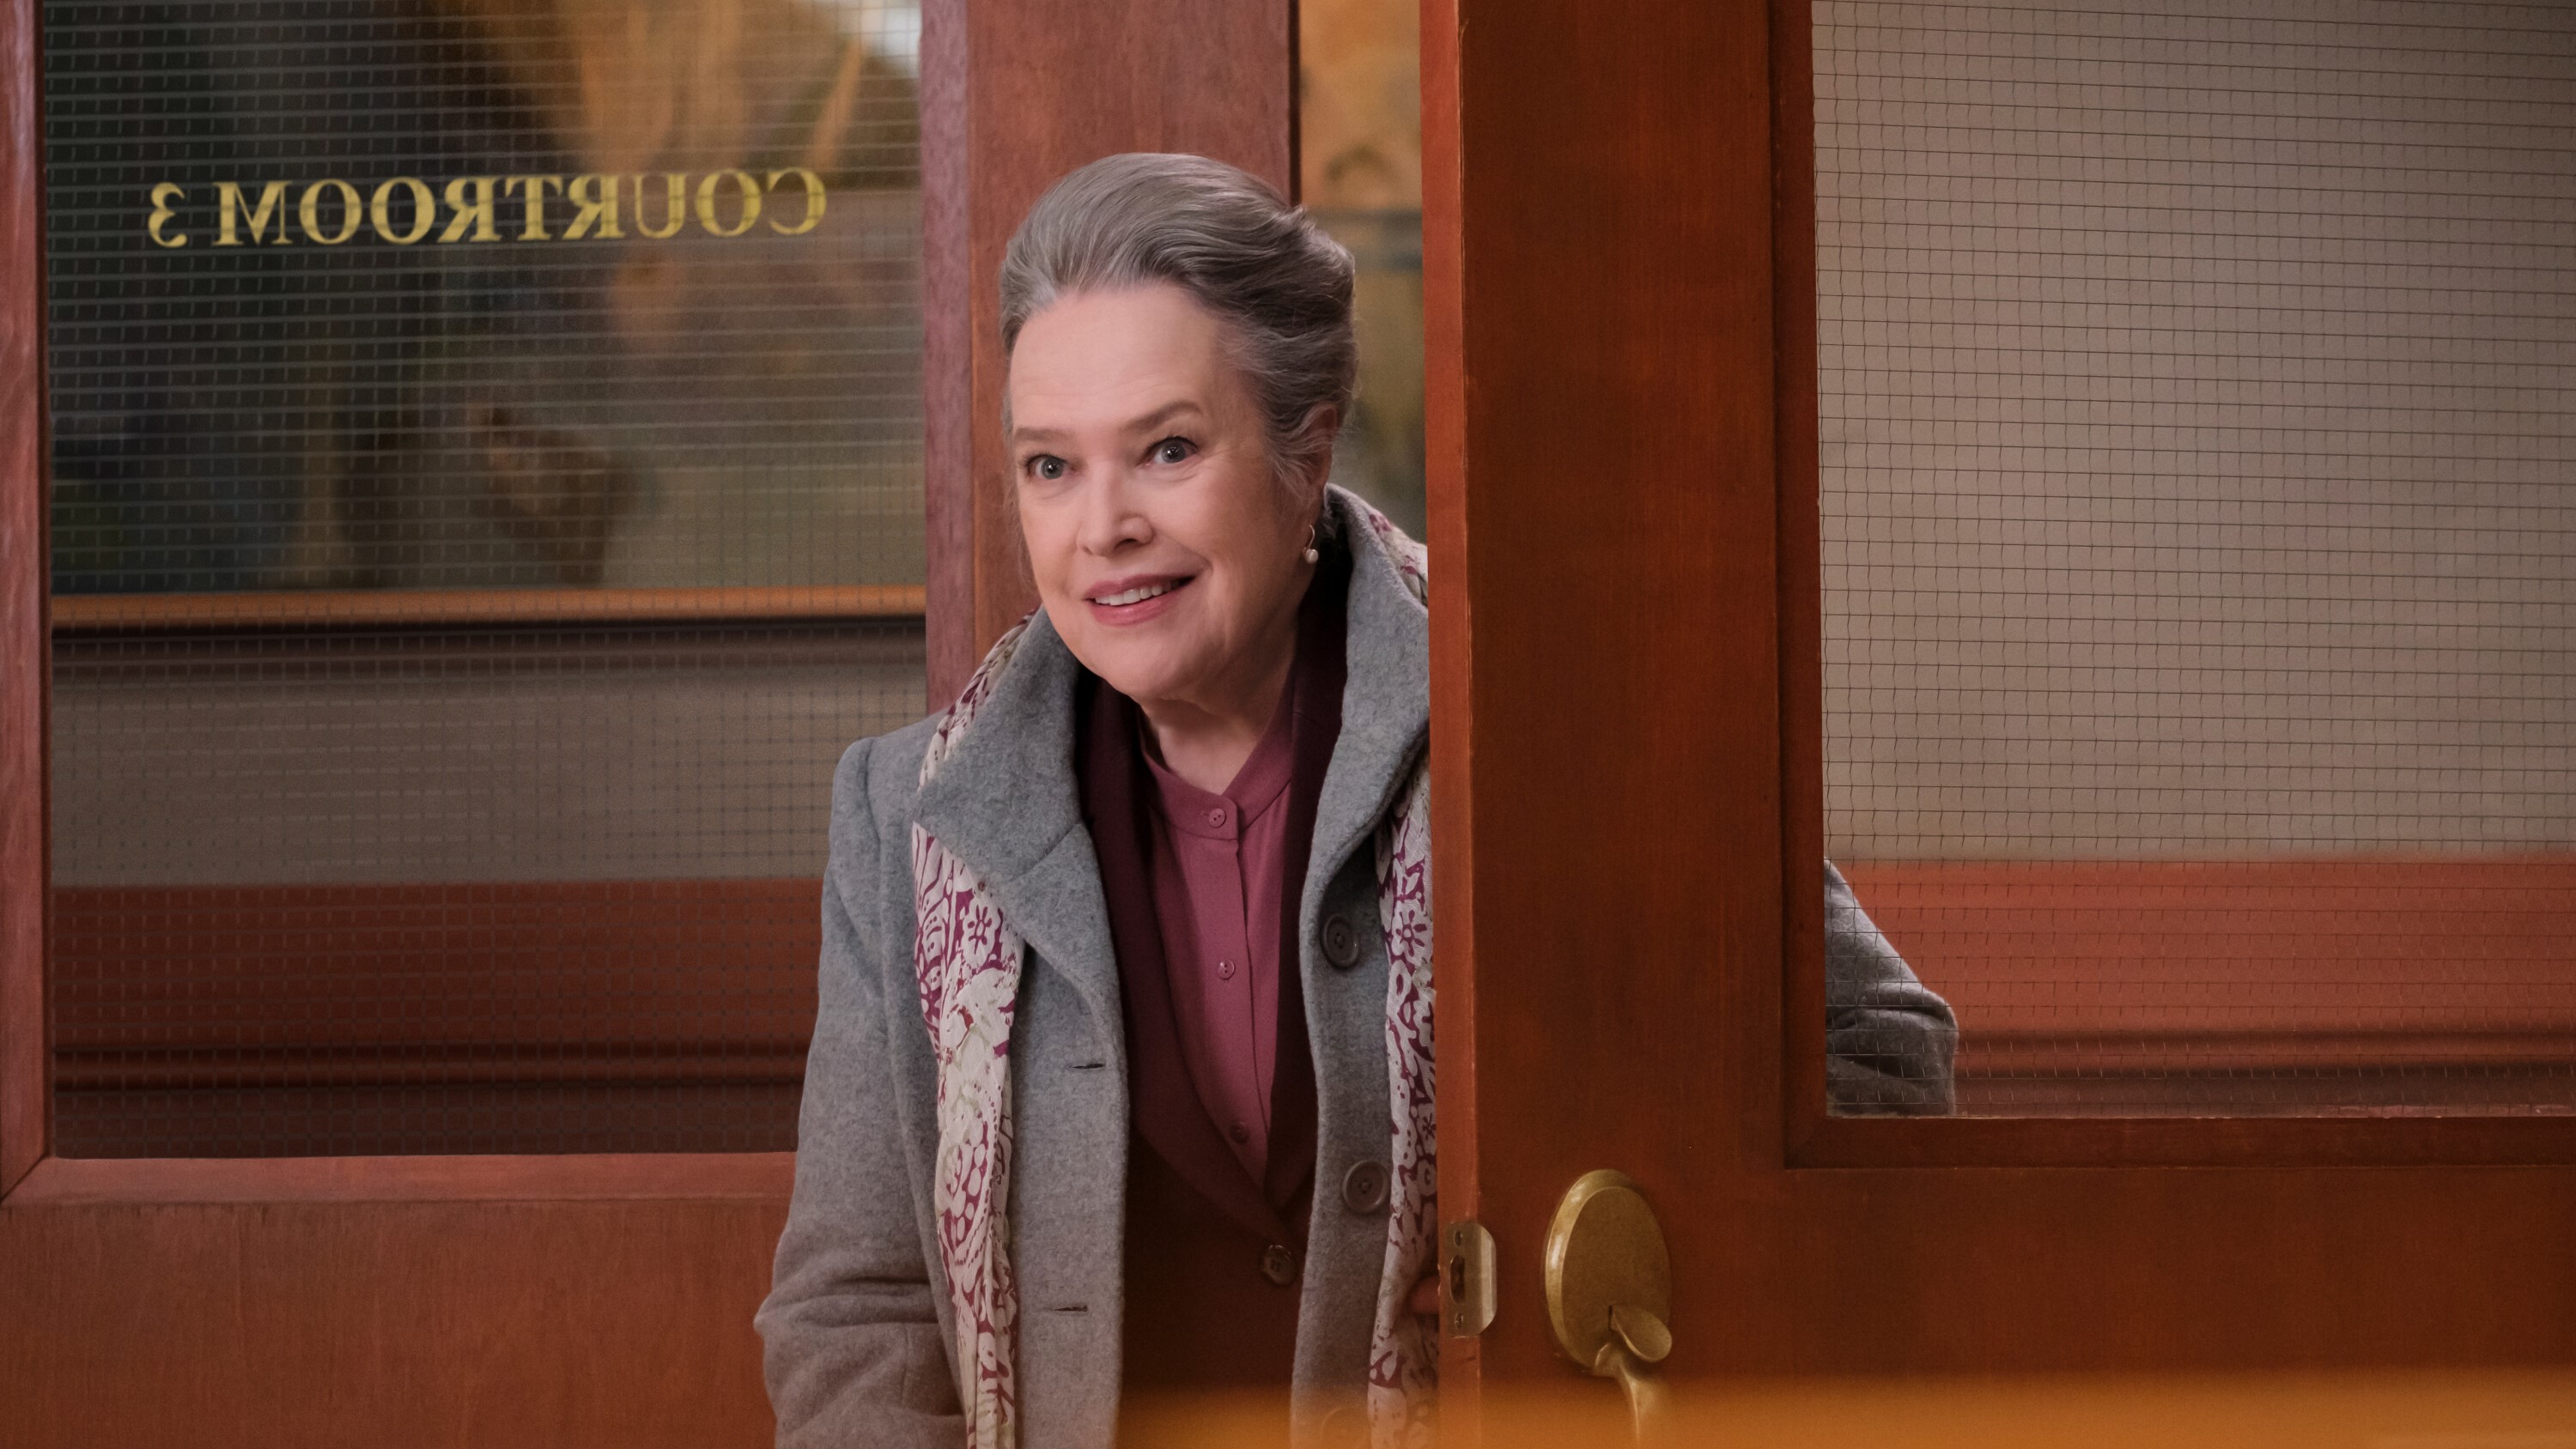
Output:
[{"xmin": 1441, "ymin": 1217, "xmax": 1498, "ymax": 1337}]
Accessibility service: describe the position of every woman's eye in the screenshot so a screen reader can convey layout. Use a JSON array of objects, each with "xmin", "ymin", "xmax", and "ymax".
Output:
[
  {"xmin": 1025, "ymin": 455, "xmax": 1067, "ymax": 482},
  {"xmin": 1150, "ymin": 437, "xmax": 1194, "ymax": 465}
]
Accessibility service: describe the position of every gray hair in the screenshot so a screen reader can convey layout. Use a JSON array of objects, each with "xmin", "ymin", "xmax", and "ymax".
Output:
[{"xmin": 1000, "ymin": 153, "xmax": 1357, "ymax": 493}]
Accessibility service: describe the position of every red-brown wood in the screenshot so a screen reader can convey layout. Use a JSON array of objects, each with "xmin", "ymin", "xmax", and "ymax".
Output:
[
  {"xmin": 1, "ymin": 0, "xmax": 48, "ymax": 1197},
  {"xmin": 1425, "ymin": 0, "xmax": 2576, "ymax": 1425},
  {"xmin": 0, "ymin": 1195, "xmax": 785, "ymax": 1449},
  {"xmin": 1772, "ymin": 0, "xmax": 1831, "ymax": 1170},
  {"xmin": 43, "ymin": 881, "xmax": 820, "ymax": 1156},
  {"xmin": 1419, "ymin": 0, "xmax": 1479, "ymax": 1423},
  {"xmin": 1843, "ymin": 858, "xmax": 2576, "ymax": 1070},
  {"xmin": 8, "ymin": 1152, "xmax": 791, "ymax": 1205},
  {"xmin": 918, "ymin": 0, "xmax": 1297, "ymax": 703},
  {"xmin": 1427, "ymin": 0, "xmax": 1786, "ymax": 1403},
  {"xmin": 51, "ymin": 881, "xmax": 818, "ymax": 1068}
]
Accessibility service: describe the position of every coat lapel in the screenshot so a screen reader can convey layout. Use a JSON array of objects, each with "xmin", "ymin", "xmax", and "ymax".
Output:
[{"xmin": 912, "ymin": 609, "xmax": 1125, "ymax": 1046}]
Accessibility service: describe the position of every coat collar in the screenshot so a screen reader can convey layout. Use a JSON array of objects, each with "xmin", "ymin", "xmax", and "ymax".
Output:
[
  {"xmin": 912, "ymin": 487, "xmax": 1430, "ymax": 1011},
  {"xmin": 1306, "ymin": 487, "xmax": 1431, "ymax": 908}
]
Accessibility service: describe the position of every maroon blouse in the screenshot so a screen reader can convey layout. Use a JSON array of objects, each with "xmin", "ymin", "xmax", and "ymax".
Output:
[
  {"xmin": 1136, "ymin": 649, "xmax": 1304, "ymax": 1184},
  {"xmin": 1077, "ymin": 544, "xmax": 1349, "ymax": 1397}
]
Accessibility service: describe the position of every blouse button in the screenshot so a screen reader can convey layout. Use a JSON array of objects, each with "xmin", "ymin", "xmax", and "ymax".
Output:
[
  {"xmin": 1321, "ymin": 914, "xmax": 1362, "ymax": 968},
  {"xmin": 1229, "ymin": 1119, "xmax": 1251, "ymax": 1144},
  {"xmin": 1260, "ymin": 1243, "xmax": 1298, "ymax": 1288},
  {"xmin": 1205, "ymin": 806, "xmax": 1228, "ymax": 828},
  {"xmin": 1216, "ymin": 959, "xmax": 1236, "ymax": 980}
]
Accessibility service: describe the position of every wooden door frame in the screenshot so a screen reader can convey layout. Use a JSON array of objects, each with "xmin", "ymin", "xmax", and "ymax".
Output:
[{"xmin": 2, "ymin": 0, "xmax": 50, "ymax": 1203}]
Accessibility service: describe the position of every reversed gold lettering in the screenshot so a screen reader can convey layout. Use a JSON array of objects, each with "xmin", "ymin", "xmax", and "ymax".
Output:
[
  {"xmin": 564, "ymin": 174, "xmax": 622, "ymax": 240},
  {"xmin": 147, "ymin": 183, "xmax": 188, "ymax": 247},
  {"xmin": 766, "ymin": 168, "xmax": 825, "ymax": 235},
  {"xmin": 696, "ymin": 170, "xmax": 760, "ymax": 238},
  {"xmin": 507, "ymin": 175, "xmax": 562, "ymax": 240},
  {"xmin": 632, "ymin": 173, "xmax": 687, "ymax": 239},
  {"xmin": 299, "ymin": 179, "xmax": 361, "ymax": 245},
  {"xmin": 440, "ymin": 176, "xmax": 499, "ymax": 242},
  {"xmin": 216, "ymin": 181, "xmax": 292, "ymax": 246},
  {"xmin": 369, "ymin": 177, "xmax": 436, "ymax": 245}
]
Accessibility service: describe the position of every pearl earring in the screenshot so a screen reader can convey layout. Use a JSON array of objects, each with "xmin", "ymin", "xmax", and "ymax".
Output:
[{"xmin": 1302, "ymin": 523, "xmax": 1320, "ymax": 565}]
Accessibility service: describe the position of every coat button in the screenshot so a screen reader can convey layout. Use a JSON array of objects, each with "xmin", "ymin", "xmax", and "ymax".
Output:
[
  {"xmin": 1321, "ymin": 914, "xmax": 1362, "ymax": 968},
  {"xmin": 1341, "ymin": 1160, "xmax": 1390, "ymax": 1215},
  {"xmin": 1260, "ymin": 1243, "xmax": 1298, "ymax": 1287}
]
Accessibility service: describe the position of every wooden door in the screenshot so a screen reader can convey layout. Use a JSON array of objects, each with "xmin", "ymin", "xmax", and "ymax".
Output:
[{"xmin": 1421, "ymin": 0, "xmax": 2576, "ymax": 1438}]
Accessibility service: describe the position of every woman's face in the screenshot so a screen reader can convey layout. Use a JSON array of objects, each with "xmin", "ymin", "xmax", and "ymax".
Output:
[{"xmin": 1008, "ymin": 282, "xmax": 1319, "ymax": 714}]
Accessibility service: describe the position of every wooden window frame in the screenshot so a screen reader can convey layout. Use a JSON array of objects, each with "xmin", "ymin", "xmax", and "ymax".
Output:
[{"xmin": 1765, "ymin": 0, "xmax": 2576, "ymax": 1173}]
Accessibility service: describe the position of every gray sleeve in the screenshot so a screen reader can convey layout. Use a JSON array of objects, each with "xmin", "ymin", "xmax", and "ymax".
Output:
[
  {"xmin": 1825, "ymin": 859, "xmax": 1959, "ymax": 1115},
  {"xmin": 756, "ymin": 738, "xmax": 965, "ymax": 1448}
]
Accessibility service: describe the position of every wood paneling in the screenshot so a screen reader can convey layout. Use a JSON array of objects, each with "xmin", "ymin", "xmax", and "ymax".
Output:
[
  {"xmin": 0, "ymin": 1195, "xmax": 785, "ymax": 1449},
  {"xmin": 1843, "ymin": 857, "xmax": 2576, "ymax": 1076},
  {"xmin": 52, "ymin": 882, "xmax": 818, "ymax": 1065},
  {"xmin": 1133, "ymin": 1373, "xmax": 2576, "ymax": 1448},
  {"xmin": 917, "ymin": 0, "xmax": 1296, "ymax": 702},
  {"xmin": 46, "ymin": 881, "xmax": 819, "ymax": 1155},
  {"xmin": 2, "ymin": 0, "xmax": 50, "ymax": 1195}
]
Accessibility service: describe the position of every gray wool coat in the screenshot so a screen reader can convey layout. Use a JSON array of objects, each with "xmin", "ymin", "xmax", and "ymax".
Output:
[{"xmin": 756, "ymin": 488, "xmax": 1958, "ymax": 1449}]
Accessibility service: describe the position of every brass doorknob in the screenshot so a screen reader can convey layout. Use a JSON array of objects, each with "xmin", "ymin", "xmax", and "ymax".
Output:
[{"xmin": 1543, "ymin": 1169, "xmax": 1674, "ymax": 1444}]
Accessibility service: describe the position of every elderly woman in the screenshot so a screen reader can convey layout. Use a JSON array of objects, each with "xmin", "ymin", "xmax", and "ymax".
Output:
[{"xmin": 756, "ymin": 153, "xmax": 1956, "ymax": 1449}]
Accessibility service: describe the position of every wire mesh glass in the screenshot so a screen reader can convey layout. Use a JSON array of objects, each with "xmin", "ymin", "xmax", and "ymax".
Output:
[
  {"xmin": 1817, "ymin": 1, "xmax": 2576, "ymax": 1116},
  {"xmin": 43, "ymin": 0, "xmax": 928, "ymax": 1155}
]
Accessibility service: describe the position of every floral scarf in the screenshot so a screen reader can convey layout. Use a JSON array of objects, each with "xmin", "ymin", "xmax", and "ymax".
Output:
[{"xmin": 910, "ymin": 497, "xmax": 1435, "ymax": 1449}]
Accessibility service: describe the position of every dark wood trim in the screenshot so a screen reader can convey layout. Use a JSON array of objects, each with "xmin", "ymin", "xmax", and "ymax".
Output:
[
  {"xmin": 915, "ymin": 0, "xmax": 1298, "ymax": 704},
  {"xmin": 1773, "ymin": 0, "xmax": 1831, "ymax": 1167},
  {"xmin": 1795, "ymin": 1114, "xmax": 2576, "ymax": 1171},
  {"xmin": 50, "ymin": 585, "xmax": 925, "ymax": 634},
  {"xmin": 918, "ymin": 0, "xmax": 974, "ymax": 710},
  {"xmin": 4, "ymin": 1151, "xmax": 793, "ymax": 1206},
  {"xmin": 1, "ymin": 0, "xmax": 49, "ymax": 1197},
  {"xmin": 1419, "ymin": 0, "xmax": 1480, "ymax": 1417}
]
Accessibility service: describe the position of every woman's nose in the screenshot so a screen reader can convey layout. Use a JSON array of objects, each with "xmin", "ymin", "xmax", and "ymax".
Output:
[{"xmin": 1075, "ymin": 471, "xmax": 1149, "ymax": 555}]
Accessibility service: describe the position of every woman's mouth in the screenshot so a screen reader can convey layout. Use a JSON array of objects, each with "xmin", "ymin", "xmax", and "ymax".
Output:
[
  {"xmin": 1084, "ymin": 574, "xmax": 1194, "ymax": 624},
  {"xmin": 1095, "ymin": 580, "xmax": 1176, "ymax": 606}
]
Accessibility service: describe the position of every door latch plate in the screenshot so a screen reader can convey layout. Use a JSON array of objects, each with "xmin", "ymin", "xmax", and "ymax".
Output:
[{"xmin": 1442, "ymin": 1217, "xmax": 1498, "ymax": 1337}]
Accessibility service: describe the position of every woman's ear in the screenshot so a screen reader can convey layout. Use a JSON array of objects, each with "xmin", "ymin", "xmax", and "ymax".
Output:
[{"xmin": 1291, "ymin": 403, "xmax": 1342, "ymax": 501}]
